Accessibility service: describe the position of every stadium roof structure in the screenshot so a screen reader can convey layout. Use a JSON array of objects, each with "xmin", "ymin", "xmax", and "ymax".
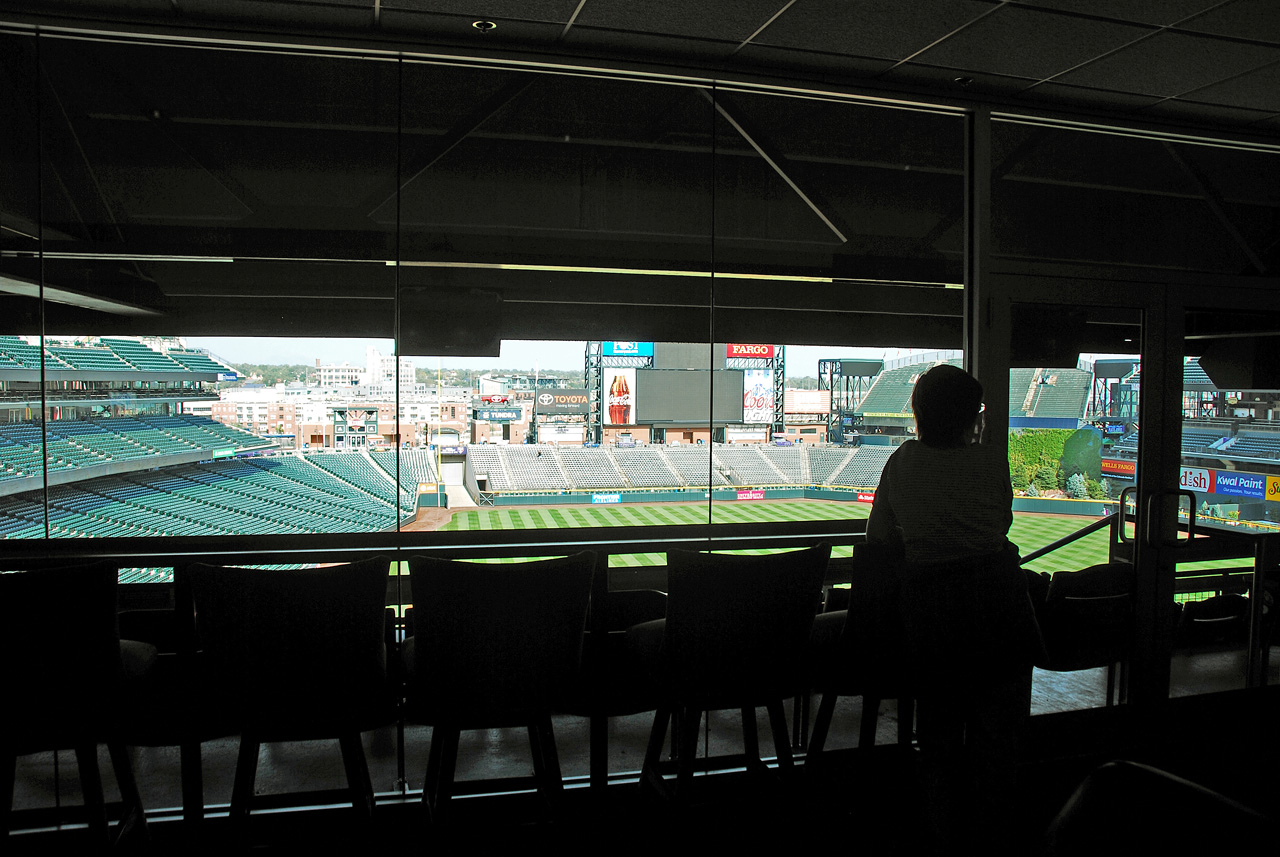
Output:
[
  {"xmin": 4, "ymin": 2, "xmax": 1280, "ymax": 355},
  {"xmin": 9, "ymin": 1, "xmax": 1280, "ymax": 136}
]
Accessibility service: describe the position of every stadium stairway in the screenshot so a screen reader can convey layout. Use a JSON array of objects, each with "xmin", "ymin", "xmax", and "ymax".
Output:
[{"xmin": 445, "ymin": 484, "xmax": 476, "ymax": 507}]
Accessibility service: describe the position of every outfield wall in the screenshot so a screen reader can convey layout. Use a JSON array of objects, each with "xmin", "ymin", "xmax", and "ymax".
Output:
[
  {"xmin": 1013, "ymin": 497, "xmax": 1116, "ymax": 517},
  {"xmin": 475, "ymin": 487, "xmax": 1112, "ymax": 517},
  {"xmin": 480, "ymin": 487, "xmax": 809, "ymax": 506}
]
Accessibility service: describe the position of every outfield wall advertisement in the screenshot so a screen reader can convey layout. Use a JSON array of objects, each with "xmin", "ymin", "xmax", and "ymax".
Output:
[{"xmin": 1107, "ymin": 459, "xmax": 1276, "ymax": 501}]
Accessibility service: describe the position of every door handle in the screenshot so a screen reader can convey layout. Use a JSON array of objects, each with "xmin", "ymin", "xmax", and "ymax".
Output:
[
  {"xmin": 1118, "ymin": 486, "xmax": 1138, "ymax": 544},
  {"xmin": 1145, "ymin": 489, "xmax": 1195, "ymax": 547}
]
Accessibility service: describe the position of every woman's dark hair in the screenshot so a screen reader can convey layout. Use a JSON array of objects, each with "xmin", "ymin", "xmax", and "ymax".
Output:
[{"xmin": 911, "ymin": 364, "xmax": 983, "ymax": 448}]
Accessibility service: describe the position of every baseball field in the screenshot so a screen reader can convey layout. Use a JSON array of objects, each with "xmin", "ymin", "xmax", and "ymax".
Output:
[{"xmin": 436, "ymin": 499, "xmax": 1117, "ymax": 573}]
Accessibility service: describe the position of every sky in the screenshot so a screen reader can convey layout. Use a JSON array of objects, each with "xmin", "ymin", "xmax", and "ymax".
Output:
[{"xmin": 183, "ymin": 337, "xmax": 937, "ymax": 377}]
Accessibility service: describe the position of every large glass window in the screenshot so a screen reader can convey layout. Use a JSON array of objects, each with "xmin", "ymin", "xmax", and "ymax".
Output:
[{"xmin": 1, "ymin": 34, "xmax": 982, "ymax": 549}]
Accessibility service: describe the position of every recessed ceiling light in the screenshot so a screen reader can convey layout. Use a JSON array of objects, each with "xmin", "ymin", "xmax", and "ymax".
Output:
[{"xmin": 472, "ymin": 20, "xmax": 497, "ymax": 32}]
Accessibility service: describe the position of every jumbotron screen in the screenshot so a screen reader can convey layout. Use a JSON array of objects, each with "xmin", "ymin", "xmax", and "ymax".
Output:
[{"xmin": 634, "ymin": 369, "xmax": 745, "ymax": 424}]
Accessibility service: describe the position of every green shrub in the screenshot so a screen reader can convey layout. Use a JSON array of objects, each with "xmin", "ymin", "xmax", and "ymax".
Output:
[
  {"xmin": 1033, "ymin": 466, "xmax": 1057, "ymax": 492},
  {"xmin": 1011, "ymin": 468, "xmax": 1029, "ymax": 491},
  {"xmin": 1066, "ymin": 473, "xmax": 1087, "ymax": 499}
]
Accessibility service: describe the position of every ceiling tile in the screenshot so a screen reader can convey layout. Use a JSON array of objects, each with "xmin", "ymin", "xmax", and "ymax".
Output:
[
  {"xmin": 1181, "ymin": 60, "xmax": 1280, "ymax": 112},
  {"xmin": 1178, "ymin": 0, "xmax": 1280, "ymax": 44},
  {"xmin": 1055, "ymin": 31, "xmax": 1280, "ymax": 96},
  {"xmin": 573, "ymin": 0, "xmax": 791, "ymax": 43},
  {"xmin": 912, "ymin": 6, "xmax": 1151, "ymax": 80},
  {"xmin": 380, "ymin": 0, "xmax": 582, "ymax": 24},
  {"xmin": 1015, "ymin": 1, "xmax": 1223, "ymax": 27},
  {"xmin": 752, "ymin": 0, "xmax": 997, "ymax": 62}
]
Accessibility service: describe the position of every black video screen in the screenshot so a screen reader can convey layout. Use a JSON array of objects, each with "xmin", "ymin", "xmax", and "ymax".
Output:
[{"xmin": 634, "ymin": 369, "xmax": 744, "ymax": 424}]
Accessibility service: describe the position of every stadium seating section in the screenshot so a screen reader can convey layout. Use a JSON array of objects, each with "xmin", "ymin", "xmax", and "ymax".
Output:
[
  {"xmin": 370, "ymin": 448, "xmax": 439, "ymax": 491},
  {"xmin": 1222, "ymin": 431, "xmax": 1280, "ymax": 460},
  {"xmin": 0, "ymin": 337, "xmax": 234, "ymax": 376},
  {"xmin": 1017, "ymin": 369, "xmax": 1092, "ymax": 419},
  {"xmin": 465, "ymin": 442, "xmax": 902, "ymax": 493},
  {"xmin": 0, "ymin": 417, "xmax": 272, "ymax": 482},
  {"xmin": 6, "ymin": 349, "xmax": 1280, "ymax": 544}
]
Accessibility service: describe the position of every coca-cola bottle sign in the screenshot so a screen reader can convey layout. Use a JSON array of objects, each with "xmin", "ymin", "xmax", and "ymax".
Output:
[{"xmin": 608, "ymin": 372, "xmax": 632, "ymax": 424}]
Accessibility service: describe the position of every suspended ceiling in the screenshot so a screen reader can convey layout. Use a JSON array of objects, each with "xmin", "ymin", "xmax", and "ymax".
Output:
[{"xmin": 2, "ymin": 1, "xmax": 1280, "ymax": 347}]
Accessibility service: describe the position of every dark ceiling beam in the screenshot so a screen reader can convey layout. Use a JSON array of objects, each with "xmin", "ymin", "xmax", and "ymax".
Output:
[
  {"xmin": 699, "ymin": 88, "xmax": 850, "ymax": 245},
  {"xmin": 144, "ymin": 113, "xmax": 264, "ymax": 215},
  {"xmin": 38, "ymin": 66, "xmax": 125, "ymax": 244},
  {"xmin": 1162, "ymin": 141, "xmax": 1268, "ymax": 275},
  {"xmin": 363, "ymin": 74, "xmax": 536, "ymax": 216},
  {"xmin": 922, "ymin": 127, "xmax": 1052, "ymax": 249}
]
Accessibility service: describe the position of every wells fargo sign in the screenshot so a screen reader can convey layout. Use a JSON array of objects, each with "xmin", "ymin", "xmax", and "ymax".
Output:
[
  {"xmin": 727, "ymin": 343, "xmax": 775, "ymax": 359},
  {"xmin": 1101, "ymin": 458, "xmax": 1136, "ymax": 476}
]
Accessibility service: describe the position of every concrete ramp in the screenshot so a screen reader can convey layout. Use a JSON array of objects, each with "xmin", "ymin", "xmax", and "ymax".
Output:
[{"xmin": 445, "ymin": 484, "xmax": 477, "ymax": 508}]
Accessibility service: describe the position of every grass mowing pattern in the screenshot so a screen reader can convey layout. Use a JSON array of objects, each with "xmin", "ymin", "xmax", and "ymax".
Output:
[{"xmin": 440, "ymin": 501, "xmax": 1133, "ymax": 572}]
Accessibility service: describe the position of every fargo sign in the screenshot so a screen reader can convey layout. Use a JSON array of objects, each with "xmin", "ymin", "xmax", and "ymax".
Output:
[
  {"xmin": 727, "ymin": 343, "xmax": 775, "ymax": 359},
  {"xmin": 1101, "ymin": 458, "xmax": 1136, "ymax": 476}
]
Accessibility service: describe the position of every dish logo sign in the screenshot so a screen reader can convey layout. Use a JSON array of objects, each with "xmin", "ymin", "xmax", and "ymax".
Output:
[
  {"xmin": 1180, "ymin": 467, "xmax": 1211, "ymax": 492},
  {"xmin": 727, "ymin": 343, "xmax": 775, "ymax": 358}
]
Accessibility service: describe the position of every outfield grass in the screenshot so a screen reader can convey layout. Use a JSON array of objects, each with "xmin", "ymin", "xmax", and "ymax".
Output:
[{"xmin": 439, "ymin": 501, "xmax": 1127, "ymax": 573}]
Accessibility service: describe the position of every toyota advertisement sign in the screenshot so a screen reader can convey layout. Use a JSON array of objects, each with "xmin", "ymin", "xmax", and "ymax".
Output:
[{"xmin": 535, "ymin": 389, "xmax": 590, "ymax": 415}]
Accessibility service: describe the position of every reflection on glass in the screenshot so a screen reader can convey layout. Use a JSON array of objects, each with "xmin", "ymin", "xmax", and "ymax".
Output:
[{"xmin": 992, "ymin": 120, "xmax": 1280, "ymax": 274}]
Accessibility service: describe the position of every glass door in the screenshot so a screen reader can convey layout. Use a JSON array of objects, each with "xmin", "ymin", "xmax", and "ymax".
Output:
[
  {"xmin": 983, "ymin": 270, "xmax": 1184, "ymax": 707},
  {"xmin": 1177, "ymin": 293, "xmax": 1280, "ymax": 692}
]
